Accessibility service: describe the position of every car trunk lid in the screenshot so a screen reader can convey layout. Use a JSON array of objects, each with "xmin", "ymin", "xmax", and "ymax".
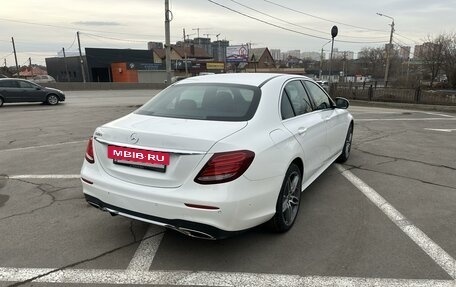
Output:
[{"xmin": 94, "ymin": 114, "xmax": 247, "ymax": 188}]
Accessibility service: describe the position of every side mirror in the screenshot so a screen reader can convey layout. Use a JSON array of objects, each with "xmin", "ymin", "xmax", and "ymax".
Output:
[
  {"xmin": 335, "ymin": 97, "xmax": 349, "ymax": 109},
  {"xmin": 35, "ymin": 87, "xmax": 41, "ymax": 90}
]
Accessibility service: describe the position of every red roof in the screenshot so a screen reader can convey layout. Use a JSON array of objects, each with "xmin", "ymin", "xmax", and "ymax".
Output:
[{"xmin": 19, "ymin": 67, "xmax": 47, "ymax": 76}]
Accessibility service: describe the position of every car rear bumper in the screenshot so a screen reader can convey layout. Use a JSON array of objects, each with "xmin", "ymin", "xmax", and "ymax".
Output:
[
  {"xmin": 84, "ymin": 193, "xmax": 243, "ymax": 239},
  {"xmin": 80, "ymin": 161, "xmax": 282, "ymax": 239}
]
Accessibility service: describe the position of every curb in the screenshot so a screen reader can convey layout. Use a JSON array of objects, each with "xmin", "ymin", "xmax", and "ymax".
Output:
[{"xmin": 349, "ymin": 100, "xmax": 456, "ymax": 114}]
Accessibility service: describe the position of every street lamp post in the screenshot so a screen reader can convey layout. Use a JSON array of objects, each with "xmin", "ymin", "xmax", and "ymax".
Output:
[
  {"xmin": 377, "ymin": 12, "xmax": 394, "ymax": 87},
  {"xmin": 328, "ymin": 26, "xmax": 338, "ymax": 93},
  {"xmin": 319, "ymin": 40, "xmax": 331, "ymax": 80},
  {"xmin": 165, "ymin": 0, "xmax": 173, "ymax": 86}
]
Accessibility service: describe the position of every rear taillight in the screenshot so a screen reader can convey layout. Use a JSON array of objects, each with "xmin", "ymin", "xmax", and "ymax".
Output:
[
  {"xmin": 85, "ymin": 137, "xmax": 95, "ymax": 164},
  {"xmin": 195, "ymin": 150, "xmax": 254, "ymax": 184}
]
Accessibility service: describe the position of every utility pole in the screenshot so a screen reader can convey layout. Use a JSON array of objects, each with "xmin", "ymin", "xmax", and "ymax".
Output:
[
  {"xmin": 377, "ymin": 13, "xmax": 394, "ymax": 87},
  {"xmin": 62, "ymin": 47, "xmax": 70, "ymax": 82},
  {"xmin": 328, "ymin": 26, "xmax": 338, "ymax": 93},
  {"xmin": 342, "ymin": 51, "xmax": 347, "ymax": 83},
  {"xmin": 29, "ymin": 57, "xmax": 33, "ymax": 77},
  {"xmin": 183, "ymin": 28, "xmax": 188, "ymax": 76},
  {"xmin": 77, "ymin": 31, "xmax": 86, "ymax": 83},
  {"xmin": 165, "ymin": 0, "xmax": 172, "ymax": 85},
  {"xmin": 319, "ymin": 47, "xmax": 324, "ymax": 80},
  {"xmin": 11, "ymin": 37, "xmax": 19, "ymax": 78}
]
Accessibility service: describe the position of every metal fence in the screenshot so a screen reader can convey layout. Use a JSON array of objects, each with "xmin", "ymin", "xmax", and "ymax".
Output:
[{"xmin": 331, "ymin": 84, "xmax": 456, "ymax": 106}]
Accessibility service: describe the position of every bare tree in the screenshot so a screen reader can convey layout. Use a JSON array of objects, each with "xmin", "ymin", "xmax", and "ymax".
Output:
[
  {"xmin": 358, "ymin": 47, "xmax": 386, "ymax": 79},
  {"xmin": 442, "ymin": 33, "xmax": 456, "ymax": 88},
  {"xmin": 420, "ymin": 35, "xmax": 446, "ymax": 87}
]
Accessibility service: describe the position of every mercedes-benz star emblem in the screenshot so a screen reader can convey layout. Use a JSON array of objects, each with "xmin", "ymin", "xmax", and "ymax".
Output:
[{"xmin": 129, "ymin": 133, "xmax": 139, "ymax": 144}]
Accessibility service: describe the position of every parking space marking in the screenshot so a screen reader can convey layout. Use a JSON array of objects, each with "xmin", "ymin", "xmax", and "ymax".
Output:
[
  {"xmin": 424, "ymin": 128, "xmax": 456, "ymax": 133},
  {"xmin": 356, "ymin": 117, "xmax": 456, "ymax": 122},
  {"xmin": 9, "ymin": 174, "xmax": 80, "ymax": 179},
  {"xmin": 422, "ymin": 112, "xmax": 455, "ymax": 118},
  {"xmin": 336, "ymin": 164, "xmax": 456, "ymax": 279},
  {"xmin": 0, "ymin": 268, "xmax": 454, "ymax": 286},
  {"xmin": 0, "ymin": 140, "xmax": 85, "ymax": 153},
  {"xmin": 127, "ymin": 226, "xmax": 165, "ymax": 271}
]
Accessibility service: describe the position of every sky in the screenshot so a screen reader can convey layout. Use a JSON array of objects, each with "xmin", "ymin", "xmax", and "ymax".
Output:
[{"xmin": 1, "ymin": 0, "xmax": 456, "ymax": 66}]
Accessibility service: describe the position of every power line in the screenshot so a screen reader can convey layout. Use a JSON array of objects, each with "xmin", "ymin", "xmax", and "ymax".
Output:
[
  {"xmin": 0, "ymin": 17, "xmax": 163, "ymax": 38},
  {"xmin": 81, "ymin": 32, "xmax": 148, "ymax": 43},
  {"xmin": 395, "ymin": 32, "xmax": 419, "ymax": 45},
  {"xmin": 394, "ymin": 37, "xmax": 410, "ymax": 47},
  {"xmin": 393, "ymin": 40, "xmax": 415, "ymax": 57},
  {"xmin": 208, "ymin": 0, "xmax": 387, "ymax": 44},
  {"xmin": 67, "ymin": 34, "xmax": 77, "ymax": 50},
  {"xmin": 227, "ymin": 0, "xmax": 327, "ymax": 35},
  {"xmin": 263, "ymin": 0, "xmax": 387, "ymax": 33},
  {"xmin": 228, "ymin": 0, "xmax": 388, "ymax": 40},
  {"xmin": 208, "ymin": 0, "xmax": 328, "ymax": 40},
  {"xmin": 1, "ymin": 52, "xmax": 13, "ymax": 59}
]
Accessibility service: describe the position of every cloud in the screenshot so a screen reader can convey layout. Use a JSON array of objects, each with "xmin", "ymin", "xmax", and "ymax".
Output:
[{"xmin": 73, "ymin": 21, "xmax": 122, "ymax": 26}]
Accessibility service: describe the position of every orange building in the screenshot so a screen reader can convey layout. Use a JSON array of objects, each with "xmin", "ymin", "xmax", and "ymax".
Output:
[{"xmin": 111, "ymin": 62, "xmax": 138, "ymax": 83}]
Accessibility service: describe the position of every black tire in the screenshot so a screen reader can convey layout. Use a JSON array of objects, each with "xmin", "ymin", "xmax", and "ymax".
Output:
[
  {"xmin": 0, "ymin": 97, "xmax": 3, "ymax": 107},
  {"xmin": 336, "ymin": 123, "xmax": 353, "ymax": 163},
  {"xmin": 46, "ymin": 94, "xmax": 59, "ymax": 105},
  {"xmin": 268, "ymin": 163, "xmax": 302, "ymax": 233}
]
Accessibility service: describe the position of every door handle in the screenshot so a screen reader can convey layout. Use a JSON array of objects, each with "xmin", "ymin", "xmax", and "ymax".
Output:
[{"xmin": 298, "ymin": 127, "xmax": 308, "ymax": 135}]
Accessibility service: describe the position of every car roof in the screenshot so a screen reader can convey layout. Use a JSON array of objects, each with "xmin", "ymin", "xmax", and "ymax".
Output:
[
  {"xmin": 175, "ymin": 73, "xmax": 312, "ymax": 87},
  {"xmin": 0, "ymin": 78, "xmax": 39, "ymax": 85}
]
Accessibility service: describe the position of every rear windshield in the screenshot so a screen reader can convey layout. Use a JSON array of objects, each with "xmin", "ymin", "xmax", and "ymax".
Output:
[{"xmin": 136, "ymin": 83, "xmax": 261, "ymax": 121}]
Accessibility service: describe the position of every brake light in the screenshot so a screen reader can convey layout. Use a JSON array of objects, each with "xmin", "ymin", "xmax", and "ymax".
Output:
[
  {"xmin": 195, "ymin": 150, "xmax": 254, "ymax": 184},
  {"xmin": 85, "ymin": 137, "xmax": 95, "ymax": 164}
]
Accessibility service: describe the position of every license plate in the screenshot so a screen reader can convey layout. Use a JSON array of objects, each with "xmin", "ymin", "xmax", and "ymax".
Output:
[{"xmin": 107, "ymin": 145, "xmax": 170, "ymax": 166}]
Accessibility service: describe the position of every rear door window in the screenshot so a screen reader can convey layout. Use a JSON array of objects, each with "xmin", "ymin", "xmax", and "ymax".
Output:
[
  {"xmin": 18, "ymin": 81, "xmax": 34, "ymax": 88},
  {"xmin": 281, "ymin": 80, "xmax": 313, "ymax": 119},
  {"xmin": 0, "ymin": 80, "xmax": 19, "ymax": 88}
]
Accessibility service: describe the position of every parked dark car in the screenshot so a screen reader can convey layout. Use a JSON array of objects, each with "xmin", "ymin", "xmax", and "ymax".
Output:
[{"xmin": 0, "ymin": 78, "xmax": 65, "ymax": 107}]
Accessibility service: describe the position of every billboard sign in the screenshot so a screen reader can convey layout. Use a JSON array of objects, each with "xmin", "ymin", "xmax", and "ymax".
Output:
[
  {"xmin": 206, "ymin": 62, "xmax": 225, "ymax": 70},
  {"xmin": 226, "ymin": 45, "xmax": 249, "ymax": 63}
]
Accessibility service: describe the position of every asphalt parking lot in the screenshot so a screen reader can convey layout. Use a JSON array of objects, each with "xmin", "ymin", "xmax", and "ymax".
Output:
[{"xmin": 0, "ymin": 90, "xmax": 455, "ymax": 287}]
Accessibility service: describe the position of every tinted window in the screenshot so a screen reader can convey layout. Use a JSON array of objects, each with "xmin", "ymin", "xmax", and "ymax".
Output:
[
  {"xmin": 136, "ymin": 83, "xmax": 261, "ymax": 121},
  {"xmin": 283, "ymin": 80, "xmax": 313, "ymax": 116},
  {"xmin": 280, "ymin": 92, "xmax": 295, "ymax": 120},
  {"xmin": 304, "ymin": 81, "xmax": 332, "ymax": 110},
  {"xmin": 0, "ymin": 80, "xmax": 18, "ymax": 88},
  {"xmin": 18, "ymin": 81, "xmax": 35, "ymax": 88}
]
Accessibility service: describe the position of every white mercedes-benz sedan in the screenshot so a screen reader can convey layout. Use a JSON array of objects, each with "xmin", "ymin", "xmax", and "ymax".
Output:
[{"xmin": 81, "ymin": 73, "xmax": 353, "ymax": 239}]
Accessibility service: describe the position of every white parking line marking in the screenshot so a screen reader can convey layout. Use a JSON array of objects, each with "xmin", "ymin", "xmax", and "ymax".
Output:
[
  {"xmin": 127, "ymin": 226, "xmax": 165, "ymax": 271},
  {"xmin": 336, "ymin": 164, "xmax": 456, "ymax": 279},
  {"xmin": 0, "ymin": 140, "xmax": 85, "ymax": 153},
  {"xmin": 9, "ymin": 175, "xmax": 80, "ymax": 179},
  {"xmin": 424, "ymin": 128, "xmax": 456, "ymax": 133},
  {"xmin": 422, "ymin": 112, "xmax": 455, "ymax": 118},
  {"xmin": 357, "ymin": 118, "xmax": 456, "ymax": 122},
  {"xmin": 0, "ymin": 268, "xmax": 454, "ymax": 286}
]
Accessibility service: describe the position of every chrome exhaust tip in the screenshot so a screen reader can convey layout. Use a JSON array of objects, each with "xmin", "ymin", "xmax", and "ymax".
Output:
[
  {"xmin": 87, "ymin": 201, "xmax": 101, "ymax": 209},
  {"xmin": 178, "ymin": 227, "xmax": 216, "ymax": 240}
]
